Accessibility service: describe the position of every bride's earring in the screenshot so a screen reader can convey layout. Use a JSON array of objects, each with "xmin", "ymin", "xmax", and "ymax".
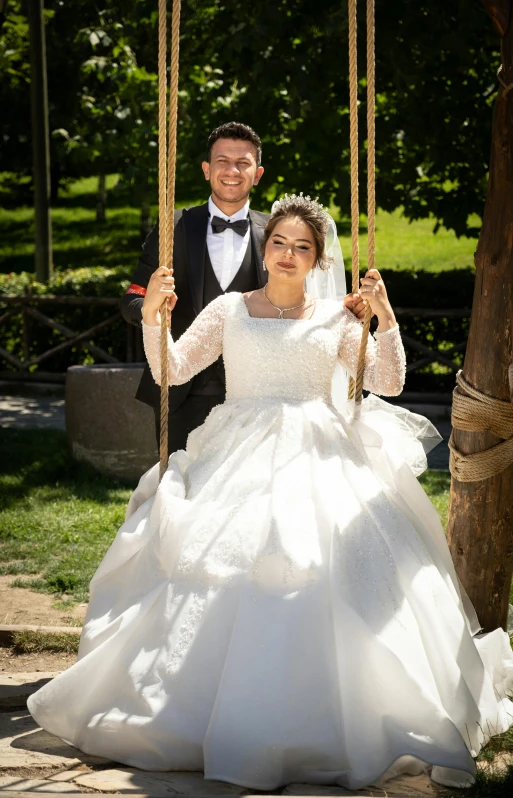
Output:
[
  {"xmin": 311, "ymin": 265, "xmax": 316, "ymax": 277},
  {"xmin": 263, "ymin": 260, "xmax": 267, "ymax": 271}
]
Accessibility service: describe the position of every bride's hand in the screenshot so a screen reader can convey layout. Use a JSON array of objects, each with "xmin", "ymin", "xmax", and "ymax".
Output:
[
  {"xmin": 359, "ymin": 269, "xmax": 392, "ymax": 315},
  {"xmin": 142, "ymin": 266, "xmax": 178, "ymax": 326},
  {"xmin": 343, "ymin": 292, "xmax": 371, "ymax": 321}
]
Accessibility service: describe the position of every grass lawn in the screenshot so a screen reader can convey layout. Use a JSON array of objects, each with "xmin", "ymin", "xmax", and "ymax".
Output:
[
  {"xmin": 0, "ymin": 428, "xmax": 134, "ymax": 604},
  {"xmin": 0, "ymin": 174, "xmax": 478, "ymax": 275},
  {"xmin": 338, "ymin": 209, "xmax": 479, "ymax": 273}
]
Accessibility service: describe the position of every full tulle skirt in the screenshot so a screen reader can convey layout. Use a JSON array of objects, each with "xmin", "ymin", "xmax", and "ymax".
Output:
[{"xmin": 28, "ymin": 396, "xmax": 513, "ymax": 790}]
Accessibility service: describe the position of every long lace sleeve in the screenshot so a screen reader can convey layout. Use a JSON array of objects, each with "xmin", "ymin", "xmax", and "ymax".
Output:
[
  {"xmin": 142, "ymin": 295, "xmax": 227, "ymax": 386},
  {"xmin": 338, "ymin": 307, "xmax": 406, "ymax": 396}
]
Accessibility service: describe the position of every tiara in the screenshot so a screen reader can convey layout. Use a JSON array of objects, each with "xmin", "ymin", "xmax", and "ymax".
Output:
[{"xmin": 270, "ymin": 192, "xmax": 328, "ymax": 218}]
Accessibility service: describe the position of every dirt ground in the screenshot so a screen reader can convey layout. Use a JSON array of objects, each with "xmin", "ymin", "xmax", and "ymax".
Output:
[
  {"xmin": 0, "ymin": 575, "xmax": 85, "ymax": 672},
  {"xmin": 0, "ymin": 647, "xmax": 77, "ymax": 672},
  {"xmin": 0, "ymin": 575, "xmax": 87, "ymax": 627}
]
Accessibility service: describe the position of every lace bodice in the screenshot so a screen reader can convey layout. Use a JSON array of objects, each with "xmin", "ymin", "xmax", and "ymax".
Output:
[{"xmin": 143, "ymin": 293, "xmax": 406, "ymax": 403}]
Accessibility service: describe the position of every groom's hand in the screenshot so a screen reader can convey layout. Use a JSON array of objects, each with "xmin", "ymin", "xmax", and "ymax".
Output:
[{"xmin": 343, "ymin": 292, "xmax": 370, "ymax": 321}]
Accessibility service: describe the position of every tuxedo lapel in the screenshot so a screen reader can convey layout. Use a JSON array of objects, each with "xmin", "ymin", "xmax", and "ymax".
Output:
[
  {"xmin": 249, "ymin": 210, "xmax": 268, "ymax": 288},
  {"xmin": 182, "ymin": 203, "xmax": 209, "ymax": 315}
]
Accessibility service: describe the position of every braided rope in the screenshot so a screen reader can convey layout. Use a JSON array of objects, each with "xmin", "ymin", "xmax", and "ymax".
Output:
[
  {"xmin": 348, "ymin": 0, "xmax": 360, "ymax": 293},
  {"xmin": 449, "ymin": 371, "xmax": 513, "ymax": 482},
  {"xmin": 166, "ymin": 0, "xmax": 182, "ymax": 266},
  {"xmin": 158, "ymin": 0, "xmax": 169, "ymax": 483},
  {"xmin": 366, "ymin": 0, "xmax": 376, "ymax": 275},
  {"xmin": 347, "ymin": 0, "xmax": 359, "ymax": 400},
  {"xmin": 348, "ymin": 0, "xmax": 375, "ymax": 404},
  {"xmin": 159, "ymin": 0, "xmax": 182, "ymax": 482}
]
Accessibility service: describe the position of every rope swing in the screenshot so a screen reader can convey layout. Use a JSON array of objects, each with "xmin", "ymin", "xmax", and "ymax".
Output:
[
  {"xmin": 155, "ymin": 0, "xmax": 376, "ymax": 479},
  {"xmin": 158, "ymin": 0, "xmax": 182, "ymax": 482},
  {"xmin": 347, "ymin": 0, "xmax": 376, "ymax": 405}
]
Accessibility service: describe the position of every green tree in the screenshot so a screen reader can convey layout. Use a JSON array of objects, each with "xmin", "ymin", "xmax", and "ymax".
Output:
[
  {"xmin": 178, "ymin": 0, "xmax": 496, "ymax": 236},
  {"xmin": 0, "ymin": 0, "xmax": 501, "ymax": 237},
  {"xmin": 53, "ymin": 6, "xmax": 159, "ymax": 231}
]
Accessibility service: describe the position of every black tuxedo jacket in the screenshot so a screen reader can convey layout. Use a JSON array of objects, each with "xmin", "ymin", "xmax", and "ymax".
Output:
[{"xmin": 120, "ymin": 203, "xmax": 269, "ymax": 412}]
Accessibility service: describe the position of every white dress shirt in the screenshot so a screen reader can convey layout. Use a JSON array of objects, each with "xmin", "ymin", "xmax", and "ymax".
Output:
[{"xmin": 207, "ymin": 197, "xmax": 251, "ymax": 291}]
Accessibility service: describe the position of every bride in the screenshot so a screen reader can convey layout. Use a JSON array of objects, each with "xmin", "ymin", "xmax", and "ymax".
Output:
[{"xmin": 28, "ymin": 195, "xmax": 513, "ymax": 791}]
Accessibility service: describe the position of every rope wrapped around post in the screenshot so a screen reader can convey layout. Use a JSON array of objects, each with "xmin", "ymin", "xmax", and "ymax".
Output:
[
  {"xmin": 449, "ymin": 370, "xmax": 513, "ymax": 482},
  {"xmin": 347, "ymin": 0, "xmax": 375, "ymax": 405},
  {"xmin": 158, "ymin": 0, "xmax": 182, "ymax": 482}
]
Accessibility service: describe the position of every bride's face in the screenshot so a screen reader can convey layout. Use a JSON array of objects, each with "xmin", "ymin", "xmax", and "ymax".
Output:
[{"xmin": 264, "ymin": 217, "xmax": 317, "ymax": 283}]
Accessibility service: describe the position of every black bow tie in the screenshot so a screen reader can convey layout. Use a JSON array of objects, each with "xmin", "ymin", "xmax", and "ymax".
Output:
[{"xmin": 211, "ymin": 215, "xmax": 249, "ymax": 237}]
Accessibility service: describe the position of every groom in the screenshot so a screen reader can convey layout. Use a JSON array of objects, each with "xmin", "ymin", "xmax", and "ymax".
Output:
[{"xmin": 121, "ymin": 122, "xmax": 268, "ymax": 454}]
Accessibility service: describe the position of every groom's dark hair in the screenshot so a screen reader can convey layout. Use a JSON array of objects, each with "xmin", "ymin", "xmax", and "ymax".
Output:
[{"xmin": 207, "ymin": 122, "xmax": 262, "ymax": 166}]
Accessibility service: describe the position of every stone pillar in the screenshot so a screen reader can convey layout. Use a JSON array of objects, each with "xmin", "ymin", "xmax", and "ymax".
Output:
[{"xmin": 66, "ymin": 365, "xmax": 157, "ymax": 480}]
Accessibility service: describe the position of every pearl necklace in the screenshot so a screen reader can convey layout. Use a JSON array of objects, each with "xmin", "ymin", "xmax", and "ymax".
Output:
[{"xmin": 263, "ymin": 284, "xmax": 307, "ymax": 319}]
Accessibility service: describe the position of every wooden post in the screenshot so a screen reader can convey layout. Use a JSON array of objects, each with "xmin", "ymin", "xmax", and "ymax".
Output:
[
  {"xmin": 446, "ymin": 0, "xmax": 513, "ymax": 632},
  {"xmin": 26, "ymin": 0, "xmax": 53, "ymax": 283}
]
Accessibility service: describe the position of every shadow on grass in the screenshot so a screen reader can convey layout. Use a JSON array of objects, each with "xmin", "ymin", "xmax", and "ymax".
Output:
[
  {"xmin": 0, "ymin": 195, "xmax": 145, "ymax": 274},
  {"xmin": 334, "ymin": 218, "xmax": 368, "ymax": 236},
  {"xmin": 419, "ymin": 470, "xmax": 451, "ymax": 496},
  {"xmin": 0, "ymin": 428, "xmax": 136, "ymax": 511},
  {"xmin": 1, "ymin": 229, "xmax": 142, "ymax": 275}
]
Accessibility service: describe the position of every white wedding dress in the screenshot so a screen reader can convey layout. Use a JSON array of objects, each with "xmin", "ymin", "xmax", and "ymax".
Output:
[{"xmin": 28, "ymin": 293, "xmax": 513, "ymax": 791}]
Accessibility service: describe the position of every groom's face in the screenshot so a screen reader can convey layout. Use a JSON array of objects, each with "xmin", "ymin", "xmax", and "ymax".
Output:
[{"xmin": 202, "ymin": 138, "xmax": 264, "ymax": 207}]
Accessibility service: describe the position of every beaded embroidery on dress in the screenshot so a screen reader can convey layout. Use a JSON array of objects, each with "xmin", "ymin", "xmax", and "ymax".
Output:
[{"xmin": 29, "ymin": 292, "xmax": 513, "ymax": 791}]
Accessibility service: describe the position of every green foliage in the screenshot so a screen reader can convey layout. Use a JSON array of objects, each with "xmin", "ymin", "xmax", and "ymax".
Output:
[
  {"xmin": 0, "ymin": 266, "xmax": 130, "ymax": 297},
  {"xmin": 0, "ymin": 264, "xmax": 130, "ymax": 373},
  {"xmin": 53, "ymin": 6, "xmax": 159, "ymax": 200},
  {"xmin": 176, "ymin": 0, "xmax": 497, "ymax": 236},
  {"xmin": 0, "ymin": 5, "xmax": 29, "ymax": 84},
  {"xmin": 0, "ymin": 1, "xmax": 501, "ymax": 233}
]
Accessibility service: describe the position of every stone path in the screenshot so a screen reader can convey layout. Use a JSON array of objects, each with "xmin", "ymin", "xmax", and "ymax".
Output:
[
  {"xmin": 0, "ymin": 393, "xmax": 65, "ymax": 431},
  {"xmin": 0, "ymin": 673, "xmax": 449, "ymax": 797},
  {"xmin": 0, "ymin": 385, "xmax": 451, "ymax": 470}
]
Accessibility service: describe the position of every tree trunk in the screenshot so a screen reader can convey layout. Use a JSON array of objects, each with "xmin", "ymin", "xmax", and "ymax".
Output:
[
  {"xmin": 446, "ymin": 0, "xmax": 513, "ymax": 633},
  {"xmin": 96, "ymin": 172, "xmax": 107, "ymax": 224},
  {"xmin": 26, "ymin": 0, "xmax": 53, "ymax": 283}
]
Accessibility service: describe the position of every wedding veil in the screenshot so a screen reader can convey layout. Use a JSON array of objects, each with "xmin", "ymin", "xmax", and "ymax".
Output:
[{"xmin": 305, "ymin": 213, "xmax": 350, "ymax": 412}]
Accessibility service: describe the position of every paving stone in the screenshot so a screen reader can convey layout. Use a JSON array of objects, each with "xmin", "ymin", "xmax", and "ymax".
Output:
[
  {"xmin": 282, "ymin": 785, "xmax": 359, "ymax": 796},
  {"xmin": 283, "ymin": 774, "xmax": 438, "ymax": 797},
  {"xmin": 0, "ymin": 395, "xmax": 65, "ymax": 431},
  {"xmin": 0, "ymin": 776, "xmax": 83, "ymax": 792},
  {"xmin": 381, "ymin": 775, "xmax": 438, "ymax": 797},
  {"xmin": 0, "ymin": 673, "xmax": 58, "ymax": 707},
  {"xmin": 0, "ymin": 711, "xmax": 110, "ymax": 768},
  {"xmin": 48, "ymin": 770, "xmax": 90, "ymax": 783},
  {"xmin": 73, "ymin": 768, "xmax": 246, "ymax": 795}
]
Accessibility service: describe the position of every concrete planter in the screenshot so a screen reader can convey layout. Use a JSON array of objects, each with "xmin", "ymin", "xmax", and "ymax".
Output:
[{"xmin": 66, "ymin": 364, "xmax": 157, "ymax": 480}]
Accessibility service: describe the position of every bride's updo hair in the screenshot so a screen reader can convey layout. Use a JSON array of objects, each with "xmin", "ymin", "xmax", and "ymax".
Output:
[{"xmin": 263, "ymin": 194, "xmax": 332, "ymax": 270}]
